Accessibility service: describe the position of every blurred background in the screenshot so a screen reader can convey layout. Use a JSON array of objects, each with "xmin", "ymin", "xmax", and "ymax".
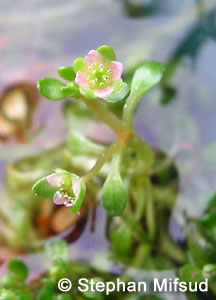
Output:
[{"xmin": 0, "ymin": 0, "xmax": 216, "ymax": 298}]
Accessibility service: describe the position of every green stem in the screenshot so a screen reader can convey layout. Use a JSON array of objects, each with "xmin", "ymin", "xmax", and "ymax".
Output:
[
  {"xmin": 80, "ymin": 96, "xmax": 132, "ymax": 139},
  {"xmin": 79, "ymin": 96, "xmax": 133, "ymax": 183},
  {"xmin": 134, "ymin": 183, "xmax": 146, "ymax": 221},
  {"xmin": 122, "ymin": 94, "xmax": 137, "ymax": 128},
  {"xmin": 145, "ymin": 178, "xmax": 156, "ymax": 240},
  {"xmin": 82, "ymin": 139, "xmax": 125, "ymax": 183}
]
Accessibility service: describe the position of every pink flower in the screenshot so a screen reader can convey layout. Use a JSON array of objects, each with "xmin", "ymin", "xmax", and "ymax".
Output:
[
  {"xmin": 74, "ymin": 46, "xmax": 123, "ymax": 99},
  {"xmin": 46, "ymin": 172, "xmax": 85, "ymax": 214}
]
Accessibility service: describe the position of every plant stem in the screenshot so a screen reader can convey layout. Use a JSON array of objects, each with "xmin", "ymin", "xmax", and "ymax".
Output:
[
  {"xmin": 79, "ymin": 96, "xmax": 133, "ymax": 183},
  {"xmin": 82, "ymin": 139, "xmax": 125, "ymax": 183},
  {"xmin": 80, "ymin": 96, "xmax": 132, "ymax": 139},
  {"xmin": 145, "ymin": 178, "xmax": 156, "ymax": 240},
  {"xmin": 122, "ymin": 94, "xmax": 137, "ymax": 128}
]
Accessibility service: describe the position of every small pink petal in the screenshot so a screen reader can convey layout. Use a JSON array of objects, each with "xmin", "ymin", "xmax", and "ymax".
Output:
[
  {"xmin": 77, "ymin": 211, "xmax": 81, "ymax": 216},
  {"xmin": 75, "ymin": 71, "xmax": 89, "ymax": 89},
  {"xmin": 110, "ymin": 61, "xmax": 123, "ymax": 81},
  {"xmin": 86, "ymin": 50, "xmax": 103, "ymax": 64},
  {"xmin": 94, "ymin": 86, "xmax": 114, "ymax": 98},
  {"xmin": 72, "ymin": 178, "xmax": 80, "ymax": 197},
  {"xmin": 53, "ymin": 191, "xmax": 65, "ymax": 205},
  {"xmin": 47, "ymin": 174, "xmax": 65, "ymax": 187}
]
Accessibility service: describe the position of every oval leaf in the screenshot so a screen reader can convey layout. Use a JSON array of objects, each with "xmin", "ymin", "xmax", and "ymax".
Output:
[
  {"xmin": 61, "ymin": 82, "xmax": 79, "ymax": 97},
  {"xmin": 130, "ymin": 61, "xmax": 164, "ymax": 100},
  {"xmin": 79, "ymin": 87, "xmax": 97, "ymax": 99},
  {"xmin": 32, "ymin": 176, "xmax": 57, "ymax": 199},
  {"xmin": 45, "ymin": 238, "xmax": 69, "ymax": 262},
  {"xmin": 97, "ymin": 45, "xmax": 116, "ymax": 62},
  {"xmin": 38, "ymin": 78, "xmax": 66, "ymax": 100},
  {"xmin": 105, "ymin": 82, "xmax": 130, "ymax": 103},
  {"xmin": 58, "ymin": 66, "xmax": 76, "ymax": 81},
  {"xmin": 101, "ymin": 174, "xmax": 127, "ymax": 216},
  {"xmin": 8, "ymin": 258, "xmax": 28, "ymax": 282},
  {"xmin": 67, "ymin": 131, "xmax": 106, "ymax": 156}
]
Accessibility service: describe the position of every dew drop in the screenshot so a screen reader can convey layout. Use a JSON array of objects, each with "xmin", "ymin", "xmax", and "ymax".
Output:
[
  {"xmin": 100, "ymin": 82, "xmax": 104, "ymax": 87},
  {"xmin": 107, "ymin": 69, "xmax": 112, "ymax": 74}
]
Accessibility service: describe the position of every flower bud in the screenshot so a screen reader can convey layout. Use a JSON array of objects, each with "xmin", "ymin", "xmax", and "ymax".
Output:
[
  {"xmin": 101, "ymin": 154, "xmax": 127, "ymax": 216},
  {"xmin": 32, "ymin": 169, "xmax": 86, "ymax": 213}
]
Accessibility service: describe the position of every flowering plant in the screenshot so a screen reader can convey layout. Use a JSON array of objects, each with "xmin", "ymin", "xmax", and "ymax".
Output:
[{"xmin": 34, "ymin": 45, "xmax": 164, "ymax": 219}]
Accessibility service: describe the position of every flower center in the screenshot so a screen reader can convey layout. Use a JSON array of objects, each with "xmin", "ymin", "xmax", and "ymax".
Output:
[
  {"xmin": 86, "ymin": 63, "xmax": 112, "ymax": 89},
  {"xmin": 56, "ymin": 179, "xmax": 76, "ymax": 207}
]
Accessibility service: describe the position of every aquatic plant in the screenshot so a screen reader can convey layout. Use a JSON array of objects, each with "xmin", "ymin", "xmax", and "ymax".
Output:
[{"xmin": 33, "ymin": 45, "xmax": 164, "ymax": 219}]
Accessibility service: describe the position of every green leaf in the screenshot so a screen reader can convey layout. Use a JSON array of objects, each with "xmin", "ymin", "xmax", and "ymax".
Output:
[
  {"xmin": 70, "ymin": 175, "xmax": 86, "ymax": 213},
  {"xmin": 0, "ymin": 290, "xmax": 16, "ymax": 300},
  {"xmin": 200, "ymin": 212, "xmax": 216, "ymax": 230},
  {"xmin": 32, "ymin": 176, "xmax": 58, "ymax": 200},
  {"xmin": 58, "ymin": 66, "xmax": 76, "ymax": 81},
  {"xmin": 123, "ymin": 62, "xmax": 164, "ymax": 127},
  {"xmin": 73, "ymin": 57, "xmax": 86, "ymax": 72},
  {"xmin": 8, "ymin": 259, "xmax": 29, "ymax": 282},
  {"xmin": 49, "ymin": 258, "xmax": 69, "ymax": 281},
  {"xmin": 101, "ymin": 173, "xmax": 127, "ymax": 216},
  {"xmin": 179, "ymin": 264, "xmax": 204, "ymax": 284},
  {"xmin": 37, "ymin": 289, "xmax": 55, "ymax": 300},
  {"xmin": 130, "ymin": 61, "xmax": 164, "ymax": 100},
  {"xmin": 129, "ymin": 136, "xmax": 154, "ymax": 172},
  {"xmin": 82, "ymin": 278, "xmax": 103, "ymax": 299},
  {"xmin": 113, "ymin": 79, "xmax": 123, "ymax": 92},
  {"xmin": 55, "ymin": 294, "xmax": 73, "ymax": 300},
  {"xmin": 15, "ymin": 290, "xmax": 33, "ymax": 300},
  {"xmin": 110, "ymin": 223, "xmax": 132, "ymax": 256},
  {"xmin": 105, "ymin": 82, "xmax": 129, "ymax": 103},
  {"xmin": 0, "ymin": 275, "xmax": 16, "ymax": 289},
  {"xmin": 67, "ymin": 131, "xmax": 106, "ymax": 156},
  {"xmin": 79, "ymin": 87, "xmax": 97, "ymax": 99},
  {"xmin": 45, "ymin": 238, "xmax": 69, "ymax": 262},
  {"xmin": 203, "ymin": 264, "xmax": 216, "ymax": 280},
  {"xmin": 61, "ymin": 82, "xmax": 79, "ymax": 97},
  {"xmin": 38, "ymin": 78, "xmax": 66, "ymax": 100},
  {"xmin": 97, "ymin": 45, "xmax": 116, "ymax": 62},
  {"xmin": 55, "ymin": 168, "xmax": 70, "ymax": 175}
]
